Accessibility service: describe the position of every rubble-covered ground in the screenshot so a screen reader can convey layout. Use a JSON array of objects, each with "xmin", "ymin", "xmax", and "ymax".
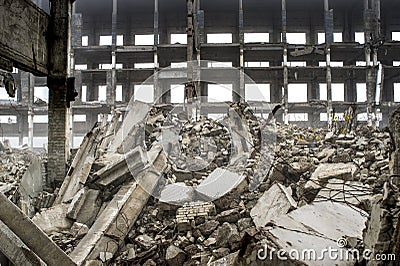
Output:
[
  {"xmin": 24, "ymin": 102, "xmax": 399, "ymax": 266},
  {"xmin": 0, "ymin": 144, "xmax": 54, "ymax": 213},
  {"xmin": 112, "ymin": 122, "xmax": 396, "ymax": 265}
]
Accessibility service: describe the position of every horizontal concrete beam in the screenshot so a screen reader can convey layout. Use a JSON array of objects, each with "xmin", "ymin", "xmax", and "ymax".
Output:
[{"xmin": 0, "ymin": 0, "xmax": 49, "ymax": 76}]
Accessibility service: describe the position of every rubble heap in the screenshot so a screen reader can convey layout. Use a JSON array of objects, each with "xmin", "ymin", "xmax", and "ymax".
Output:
[{"xmin": 26, "ymin": 101, "xmax": 398, "ymax": 266}]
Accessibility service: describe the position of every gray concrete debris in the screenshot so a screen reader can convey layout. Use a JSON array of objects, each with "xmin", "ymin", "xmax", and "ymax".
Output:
[
  {"xmin": 250, "ymin": 183, "xmax": 297, "ymax": 228},
  {"xmin": 8, "ymin": 102, "xmax": 395, "ymax": 266},
  {"xmin": 32, "ymin": 203, "xmax": 72, "ymax": 234},
  {"xmin": 315, "ymin": 178, "xmax": 373, "ymax": 207},
  {"xmin": 0, "ymin": 220, "xmax": 46, "ymax": 266},
  {"xmin": 264, "ymin": 201, "xmax": 368, "ymax": 265},
  {"xmin": 66, "ymin": 187, "xmax": 87, "ymax": 220},
  {"xmin": 305, "ymin": 163, "xmax": 358, "ymax": 190},
  {"xmin": 160, "ymin": 182, "xmax": 195, "ymax": 205},
  {"xmin": 70, "ymin": 222, "xmax": 89, "ymax": 238},
  {"xmin": 196, "ymin": 168, "xmax": 245, "ymax": 201},
  {"xmin": 165, "ymin": 245, "xmax": 186, "ymax": 266}
]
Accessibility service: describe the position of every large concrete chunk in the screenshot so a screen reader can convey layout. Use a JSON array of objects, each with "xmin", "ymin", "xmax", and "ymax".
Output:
[
  {"xmin": 196, "ymin": 168, "xmax": 245, "ymax": 201},
  {"xmin": 32, "ymin": 203, "xmax": 72, "ymax": 234},
  {"xmin": 160, "ymin": 183, "xmax": 195, "ymax": 205},
  {"xmin": 0, "ymin": 220, "xmax": 45, "ymax": 266},
  {"xmin": 67, "ymin": 187, "xmax": 88, "ymax": 220},
  {"xmin": 165, "ymin": 245, "xmax": 186, "ymax": 266},
  {"xmin": 55, "ymin": 126, "xmax": 101, "ymax": 204},
  {"xmin": 69, "ymin": 146, "xmax": 166, "ymax": 265},
  {"xmin": 109, "ymin": 100, "xmax": 150, "ymax": 154},
  {"xmin": 250, "ymin": 183, "xmax": 297, "ymax": 228},
  {"xmin": 315, "ymin": 178, "xmax": 373, "ymax": 207},
  {"xmin": 305, "ymin": 163, "xmax": 358, "ymax": 190},
  {"xmin": 0, "ymin": 192, "xmax": 76, "ymax": 266},
  {"xmin": 273, "ymin": 201, "xmax": 367, "ymax": 241},
  {"xmin": 75, "ymin": 189, "xmax": 101, "ymax": 227},
  {"xmin": 91, "ymin": 146, "xmax": 146, "ymax": 190},
  {"xmin": 266, "ymin": 202, "xmax": 368, "ymax": 265}
]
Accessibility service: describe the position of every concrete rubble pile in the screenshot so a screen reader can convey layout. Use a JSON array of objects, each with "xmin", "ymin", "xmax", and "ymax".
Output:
[
  {"xmin": 0, "ymin": 144, "xmax": 53, "ymax": 217},
  {"xmin": 16, "ymin": 100, "xmax": 397, "ymax": 265}
]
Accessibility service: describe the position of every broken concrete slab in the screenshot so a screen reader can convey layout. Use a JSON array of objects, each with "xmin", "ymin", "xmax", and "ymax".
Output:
[
  {"xmin": 262, "ymin": 201, "xmax": 368, "ymax": 265},
  {"xmin": 250, "ymin": 183, "xmax": 297, "ymax": 228},
  {"xmin": 91, "ymin": 146, "xmax": 147, "ymax": 190},
  {"xmin": 305, "ymin": 163, "xmax": 358, "ymax": 190},
  {"xmin": 55, "ymin": 126, "xmax": 101, "ymax": 204},
  {"xmin": 272, "ymin": 201, "xmax": 367, "ymax": 241},
  {"xmin": 0, "ymin": 220, "xmax": 45, "ymax": 266},
  {"xmin": 109, "ymin": 101, "xmax": 150, "ymax": 154},
  {"xmin": 32, "ymin": 203, "xmax": 73, "ymax": 234},
  {"xmin": 160, "ymin": 183, "xmax": 195, "ymax": 205},
  {"xmin": 0, "ymin": 192, "xmax": 76, "ymax": 266},
  {"xmin": 69, "ymin": 146, "xmax": 166, "ymax": 265},
  {"xmin": 315, "ymin": 178, "xmax": 373, "ymax": 207},
  {"xmin": 67, "ymin": 187, "xmax": 88, "ymax": 220},
  {"xmin": 363, "ymin": 195, "xmax": 387, "ymax": 251},
  {"xmin": 75, "ymin": 189, "xmax": 101, "ymax": 227},
  {"xmin": 196, "ymin": 168, "xmax": 245, "ymax": 201}
]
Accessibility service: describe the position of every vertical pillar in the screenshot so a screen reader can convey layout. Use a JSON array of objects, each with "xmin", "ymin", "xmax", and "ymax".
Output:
[
  {"xmin": 325, "ymin": 0, "xmax": 334, "ymax": 128},
  {"xmin": 364, "ymin": 0, "xmax": 380, "ymax": 127},
  {"xmin": 154, "ymin": 0, "xmax": 160, "ymax": 103},
  {"xmin": 186, "ymin": 0, "xmax": 195, "ymax": 118},
  {"xmin": 20, "ymin": 71, "xmax": 34, "ymax": 148},
  {"xmin": 47, "ymin": 0, "xmax": 72, "ymax": 187},
  {"xmin": 238, "ymin": 0, "xmax": 245, "ymax": 102},
  {"xmin": 109, "ymin": 0, "xmax": 117, "ymax": 108},
  {"xmin": 282, "ymin": 0, "xmax": 289, "ymax": 125}
]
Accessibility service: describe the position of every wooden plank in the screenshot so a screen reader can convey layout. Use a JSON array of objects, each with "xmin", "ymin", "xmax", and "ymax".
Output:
[{"xmin": 0, "ymin": 0, "xmax": 49, "ymax": 76}]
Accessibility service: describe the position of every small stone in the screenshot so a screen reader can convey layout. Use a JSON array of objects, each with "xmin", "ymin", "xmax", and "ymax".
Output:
[
  {"xmin": 70, "ymin": 222, "xmax": 89, "ymax": 238},
  {"xmin": 99, "ymin": 252, "xmax": 113, "ymax": 262},
  {"xmin": 197, "ymin": 220, "xmax": 219, "ymax": 237}
]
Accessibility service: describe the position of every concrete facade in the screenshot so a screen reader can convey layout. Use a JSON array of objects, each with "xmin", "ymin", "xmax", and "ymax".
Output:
[{"xmin": 1, "ymin": 0, "xmax": 400, "ymax": 150}]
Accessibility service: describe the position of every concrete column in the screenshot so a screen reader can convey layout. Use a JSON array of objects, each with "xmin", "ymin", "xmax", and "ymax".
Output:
[
  {"xmin": 282, "ymin": 0, "xmax": 289, "ymax": 125},
  {"xmin": 325, "ymin": 0, "xmax": 333, "ymax": 128},
  {"xmin": 109, "ymin": 0, "xmax": 117, "ymax": 108},
  {"xmin": 47, "ymin": 0, "xmax": 72, "ymax": 187},
  {"xmin": 154, "ymin": 0, "xmax": 160, "ymax": 103},
  {"xmin": 238, "ymin": 0, "xmax": 245, "ymax": 102}
]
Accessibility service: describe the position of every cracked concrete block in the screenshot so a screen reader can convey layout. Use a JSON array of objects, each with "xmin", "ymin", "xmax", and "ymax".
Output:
[
  {"xmin": 196, "ymin": 168, "xmax": 245, "ymax": 201},
  {"xmin": 75, "ymin": 189, "xmax": 101, "ymax": 227},
  {"xmin": 305, "ymin": 163, "xmax": 358, "ymax": 190},
  {"xmin": 160, "ymin": 183, "xmax": 195, "ymax": 205},
  {"xmin": 32, "ymin": 203, "xmax": 72, "ymax": 234},
  {"xmin": 315, "ymin": 178, "xmax": 372, "ymax": 207},
  {"xmin": 67, "ymin": 187, "xmax": 88, "ymax": 220},
  {"xmin": 363, "ymin": 195, "xmax": 384, "ymax": 250},
  {"xmin": 250, "ymin": 183, "xmax": 297, "ymax": 228},
  {"xmin": 266, "ymin": 201, "xmax": 368, "ymax": 265}
]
